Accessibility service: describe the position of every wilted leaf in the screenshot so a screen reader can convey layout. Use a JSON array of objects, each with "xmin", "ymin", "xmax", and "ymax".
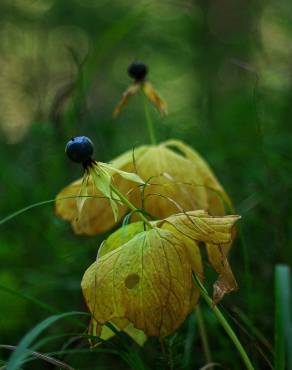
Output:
[
  {"xmin": 130, "ymin": 145, "xmax": 209, "ymax": 219},
  {"xmin": 55, "ymin": 176, "xmax": 123, "ymax": 235},
  {"xmin": 81, "ymin": 228, "xmax": 195, "ymax": 337},
  {"xmin": 158, "ymin": 210, "xmax": 240, "ymax": 302},
  {"xmin": 113, "ymin": 83, "xmax": 140, "ymax": 118},
  {"xmin": 164, "ymin": 140, "xmax": 232, "ymax": 215},
  {"xmin": 206, "ymin": 244, "xmax": 238, "ymax": 303},
  {"xmin": 142, "ymin": 81, "xmax": 168, "ymax": 116}
]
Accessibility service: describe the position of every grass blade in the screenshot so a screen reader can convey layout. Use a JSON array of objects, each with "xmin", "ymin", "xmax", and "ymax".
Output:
[
  {"xmin": 4, "ymin": 311, "xmax": 87, "ymax": 370},
  {"xmin": 274, "ymin": 264, "xmax": 291, "ymax": 370}
]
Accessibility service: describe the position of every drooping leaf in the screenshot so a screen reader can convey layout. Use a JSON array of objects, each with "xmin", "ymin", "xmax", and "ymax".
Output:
[
  {"xmin": 113, "ymin": 83, "xmax": 141, "ymax": 118},
  {"xmin": 130, "ymin": 145, "xmax": 209, "ymax": 219},
  {"xmin": 158, "ymin": 210, "xmax": 240, "ymax": 302},
  {"xmin": 81, "ymin": 228, "xmax": 195, "ymax": 338},
  {"xmin": 142, "ymin": 81, "xmax": 168, "ymax": 116},
  {"xmin": 164, "ymin": 140, "xmax": 232, "ymax": 214}
]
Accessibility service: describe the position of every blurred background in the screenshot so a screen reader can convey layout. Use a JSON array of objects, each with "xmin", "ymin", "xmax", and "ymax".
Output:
[{"xmin": 0, "ymin": 0, "xmax": 291, "ymax": 369}]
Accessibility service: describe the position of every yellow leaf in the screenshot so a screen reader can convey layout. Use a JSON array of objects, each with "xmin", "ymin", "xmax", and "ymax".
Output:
[
  {"xmin": 55, "ymin": 176, "xmax": 123, "ymax": 235},
  {"xmin": 130, "ymin": 144, "xmax": 209, "ymax": 219},
  {"xmin": 160, "ymin": 222, "xmax": 203, "ymax": 279},
  {"xmin": 142, "ymin": 81, "xmax": 168, "ymax": 116},
  {"xmin": 206, "ymin": 243, "xmax": 238, "ymax": 303},
  {"xmin": 164, "ymin": 140, "xmax": 232, "ymax": 215},
  {"xmin": 158, "ymin": 210, "xmax": 240, "ymax": 302},
  {"xmin": 113, "ymin": 83, "xmax": 141, "ymax": 118},
  {"xmin": 81, "ymin": 228, "xmax": 195, "ymax": 338}
]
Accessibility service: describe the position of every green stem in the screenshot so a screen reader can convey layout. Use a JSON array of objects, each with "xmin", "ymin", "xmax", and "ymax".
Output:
[
  {"xmin": 110, "ymin": 185, "xmax": 152, "ymax": 228},
  {"xmin": 0, "ymin": 199, "xmax": 56, "ymax": 226},
  {"xmin": 193, "ymin": 274, "xmax": 255, "ymax": 370},
  {"xmin": 144, "ymin": 96, "xmax": 156, "ymax": 145},
  {"xmin": 195, "ymin": 305, "xmax": 213, "ymax": 366}
]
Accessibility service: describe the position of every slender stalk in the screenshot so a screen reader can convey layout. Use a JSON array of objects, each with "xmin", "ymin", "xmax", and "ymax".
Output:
[
  {"xmin": 195, "ymin": 305, "xmax": 213, "ymax": 366},
  {"xmin": 0, "ymin": 199, "xmax": 56, "ymax": 226},
  {"xmin": 144, "ymin": 97, "xmax": 156, "ymax": 145},
  {"xmin": 193, "ymin": 274, "xmax": 255, "ymax": 370},
  {"xmin": 110, "ymin": 184, "xmax": 152, "ymax": 228}
]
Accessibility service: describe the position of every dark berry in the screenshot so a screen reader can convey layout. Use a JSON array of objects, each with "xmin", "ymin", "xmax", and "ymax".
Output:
[
  {"xmin": 65, "ymin": 136, "xmax": 94, "ymax": 164},
  {"xmin": 128, "ymin": 61, "xmax": 148, "ymax": 81}
]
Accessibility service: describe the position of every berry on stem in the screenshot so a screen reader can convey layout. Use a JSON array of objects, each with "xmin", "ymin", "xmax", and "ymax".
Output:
[
  {"xmin": 128, "ymin": 61, "xmax": 148, "ymax": 81},
  {"xmin": 65, "ymin": 136, "xmax": 94, "ymax": 164}
]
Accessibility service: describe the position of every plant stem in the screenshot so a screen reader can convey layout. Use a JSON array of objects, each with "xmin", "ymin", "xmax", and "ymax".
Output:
[
  {"xmin": 195, "ymin": 305, "xmax": 213, "ymax": 366},
  {"xmin": 193, "ymin": 274, "xmax": 255, "ymax": 370},
  {"xmin": 110, "ymin": 185, "xmax": 152, "ymax": 228},
  {"xmin": 144, "ymin": 96, "xmax": 156, "ymax": 145}
]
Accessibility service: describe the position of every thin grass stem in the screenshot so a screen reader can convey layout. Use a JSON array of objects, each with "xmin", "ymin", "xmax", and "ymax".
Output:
[{"xmin": 193, "ymin": 274, "xmax": 255, "ymax": 370}]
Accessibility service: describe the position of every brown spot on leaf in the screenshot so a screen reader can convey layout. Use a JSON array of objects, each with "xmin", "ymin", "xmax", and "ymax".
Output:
[{"xmin": 125, "ymin": 273, "xmax": 140, "ymax": 289}]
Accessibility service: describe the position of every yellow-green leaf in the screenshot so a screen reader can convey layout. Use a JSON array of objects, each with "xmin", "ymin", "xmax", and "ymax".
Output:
[{"xmin": 81, "ymin": 228, "xmax": 195, "ymax": 338}]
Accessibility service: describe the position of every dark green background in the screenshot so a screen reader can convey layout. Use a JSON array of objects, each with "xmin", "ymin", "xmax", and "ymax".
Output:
[{"xmin": 0, "ymin": 1, "xmax": 291, "ymax": 369}]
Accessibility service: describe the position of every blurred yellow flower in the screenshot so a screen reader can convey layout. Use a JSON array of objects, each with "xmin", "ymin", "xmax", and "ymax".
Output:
[
  {"xmin": 56, "ymin": 140, "xmax": 231, "ymax": 235},
  {"xmin": 81, "ymin": 211, "xmax": 239, "ymax": 339}
]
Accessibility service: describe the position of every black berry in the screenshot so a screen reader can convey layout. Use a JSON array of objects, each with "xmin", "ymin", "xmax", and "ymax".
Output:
[
  {"xmin": 128, "ymin": 61, "xmax": 148, "ymax": 81},
  {"xmin": 65, "ymin": 136, "xmax": 94, "ymax": 164}
]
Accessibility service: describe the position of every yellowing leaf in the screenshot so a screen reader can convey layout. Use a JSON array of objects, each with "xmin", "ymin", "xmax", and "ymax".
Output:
[
  {"xmin": 160, "ymin": 222, "xmax": 203, "ymax": 279},
  {"xmin": 55, "ymin": 176, "xmax": 124, "ymax": 235},
  {"xmin": 113, "ymin": 83, "xmax": 141, "ymax": 118},
  {"xmin": 158, "ymin": 211, "xmax": 240, "ymax": 302},
  {"xmin": 142, "ymin": 81, "xmax": 168, "ymax": 116},
  {"xmin": 164, "ymin": 140, "xmax": 232, "ymax": 215},
  {"xmin": 130, "ymin": 145, "xmax": 209, "ymax": 219},
  {"xmin": 158, "ymin": 210, "xmax": 239, "ymax": 245},
  {"xmin": 206, "ymin": 244, "xmax": 238, "ymax": 303},
  {"xmin": 81, "ymin": 228, "xmax": 195, "ymax": 338}
]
